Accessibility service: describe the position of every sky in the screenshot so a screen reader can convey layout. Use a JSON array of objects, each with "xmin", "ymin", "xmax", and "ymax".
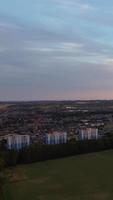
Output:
[{"xmin": 0, "ymin": 0, "xmax": 113, "ymax": 101}]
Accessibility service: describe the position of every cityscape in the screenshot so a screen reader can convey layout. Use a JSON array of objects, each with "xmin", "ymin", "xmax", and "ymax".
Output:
[
  {"xmin": 0, "ymin": 100, "xmax": 112, "ymax": 150},
  {"xmin": 1, "ymin": 0, "xmax": 113, "ymax": 199}
]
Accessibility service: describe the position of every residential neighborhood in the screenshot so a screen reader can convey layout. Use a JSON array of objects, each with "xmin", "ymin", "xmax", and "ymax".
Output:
[{"xmin": 0, "ymin": 101, "xmax": 112, "ymax": 150}]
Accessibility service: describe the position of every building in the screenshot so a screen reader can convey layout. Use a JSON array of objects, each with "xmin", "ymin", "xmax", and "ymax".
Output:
[
  {"xmin": 45, "ymin": 131, "xmax": 67, "ymax": 145},
  {"xmin": 0, "ymin": 134, "xmax": 30, "ymax": 150},
  {"xmin": 78, "ymin": 128, "xmax": 98, "ymax": 140}
]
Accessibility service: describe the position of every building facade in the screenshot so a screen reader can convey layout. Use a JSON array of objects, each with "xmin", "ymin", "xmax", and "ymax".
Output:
[
  {"xmin": 0, "ymin": 134, "xmax": 30, "ymax": 150},
  {"xmin": 45, "ymin": 131, "xmax": 67, "ymax": 145},
  {"xmin": 78, "ymin": 128, "xmax": 98, "ymax": 140}
]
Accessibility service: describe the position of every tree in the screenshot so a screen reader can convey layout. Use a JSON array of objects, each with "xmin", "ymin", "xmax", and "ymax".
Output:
[{"xmin": 0, "ymin": 155, "xmax": 5, "ymax": 195}]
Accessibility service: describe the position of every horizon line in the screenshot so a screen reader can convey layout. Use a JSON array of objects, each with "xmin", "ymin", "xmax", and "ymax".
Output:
[{"xmin": 0, "ymin": 99, "xmax": 113, "ymax": 103}]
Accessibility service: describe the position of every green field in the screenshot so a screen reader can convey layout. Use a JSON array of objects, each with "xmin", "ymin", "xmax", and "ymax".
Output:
[{"xmin": 3, "ymin": 150, "xmax": 113, "ymax": 200}]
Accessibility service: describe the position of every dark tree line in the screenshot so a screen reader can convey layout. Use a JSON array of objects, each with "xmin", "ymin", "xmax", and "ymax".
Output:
[
  {"xmin": 2, "ymin": 137, "xmax": 113, "ymax": 166},
  {"xmin": 0, "ymin": 154, "xmax": 5, "ymax": 199}
]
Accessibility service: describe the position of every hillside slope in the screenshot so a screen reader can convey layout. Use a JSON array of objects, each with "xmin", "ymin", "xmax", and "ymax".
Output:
[{"xmin": 4, "ymin": 150, "xmax": 113, "ymax": 200}]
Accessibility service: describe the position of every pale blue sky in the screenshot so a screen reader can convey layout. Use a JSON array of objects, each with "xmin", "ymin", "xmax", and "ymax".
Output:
[{"xmin": 0, "ymin": 0, "xmax": 113, "ymax": 100}]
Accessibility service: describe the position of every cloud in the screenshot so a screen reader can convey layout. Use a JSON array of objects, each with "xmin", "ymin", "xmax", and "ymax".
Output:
[
  {"xmin": 24, "ymin": 41, "xmax": 83, "ymax": 54},
  {"xmin": 0, "ymin": 21, "xmax": 21, "ymax": 30},
  {"xmin": 105, "ymin": 58, "xmax": 113, "ymax": 65},
  {"xmin": 0, "ymin": 0, "xmax": 113, "ymax": 100},
  {"xmin": 52, "ymin": 0, "xmax": 94, "ymax": 13},
  {"xmin": 79, "ymin": 4, "xmax": 94, "ymax": 13}
]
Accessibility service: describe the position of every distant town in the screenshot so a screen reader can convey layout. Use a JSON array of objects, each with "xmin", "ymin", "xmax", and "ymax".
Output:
[{"xmin": 0, "ymin": 100, "xmax": 113, "ymax": 150}]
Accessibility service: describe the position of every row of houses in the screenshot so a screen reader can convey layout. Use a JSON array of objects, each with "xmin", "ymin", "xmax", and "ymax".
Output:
[{"xmin": 0, "ymin": 128, "xmax": 99, "ymax": 150}]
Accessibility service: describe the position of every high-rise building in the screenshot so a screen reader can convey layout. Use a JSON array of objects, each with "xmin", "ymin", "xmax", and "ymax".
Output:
[
  {"xmin": 78, "ymin": 128, "xmax": 98, "ymax": 140},
  {"xmin": 45, "ymin": 131, "xmax": 67, "ymax": 145},
  {"xmin": 0, "ymin": 134, "xmax": 30, "ymax": 150}
]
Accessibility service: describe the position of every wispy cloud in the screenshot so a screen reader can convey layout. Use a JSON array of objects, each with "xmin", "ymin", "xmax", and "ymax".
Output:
[
  {"xmin": 52, "ymin": 0, "xmax": 94, "ymax": 13},
  {"xmin": 24, "ymin": 41, "xmax": 83, "ymax": 54},
  {"xmin": 0, "ymin": 0, "xmax": 113, "ymax": 100},
  {"xmin": 79, "ymin": 3, "xmax": 94, "ymax": 13}
]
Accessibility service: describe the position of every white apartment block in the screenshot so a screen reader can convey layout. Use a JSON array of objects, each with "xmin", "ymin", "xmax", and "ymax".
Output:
[
  {"xmin": 0, "ymin": 134, "xmax": 30, "ymax": 150},
  {"xmin": 79, "ymin": 128, "xmax": 98, "ymax": 140},
  {"xmin": 46, "ymin": 131, "xmax": 67, "ymax": 145}
]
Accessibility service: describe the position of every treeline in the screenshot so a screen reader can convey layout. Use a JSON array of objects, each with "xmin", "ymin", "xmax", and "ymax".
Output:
[
  {"xmin": 2, "ymin": 138, "xmax": 113, "ymax": 166},
  {"xmin": 0, "ymin": 154, "xmax": 5, "ymax": 197}
]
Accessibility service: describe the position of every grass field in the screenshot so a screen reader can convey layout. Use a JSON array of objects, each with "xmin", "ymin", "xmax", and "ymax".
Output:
[{"xmin": 3, "ymin": 150, "xmax": 113, "ymax": 200}]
